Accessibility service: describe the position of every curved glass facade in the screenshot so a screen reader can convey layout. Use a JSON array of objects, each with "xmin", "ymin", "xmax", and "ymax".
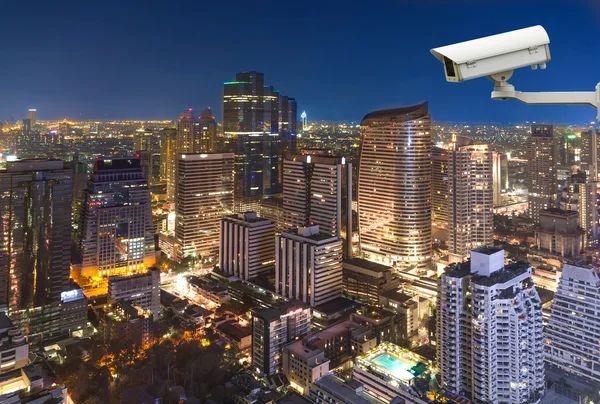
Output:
[{"xmin": 358, "ymin": 103, "xmax": 431, "ymax": 270}]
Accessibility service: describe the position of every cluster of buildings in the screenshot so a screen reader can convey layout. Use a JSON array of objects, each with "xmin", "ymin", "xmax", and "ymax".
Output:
[{"xmin": 2, "ymin": 73, "xmax": 600, "ymax": 404}]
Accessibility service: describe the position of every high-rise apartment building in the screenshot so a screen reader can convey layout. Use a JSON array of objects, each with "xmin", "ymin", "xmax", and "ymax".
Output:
[
  {"xmin": 492, "ymin": 151, "xmax": 502, "ymax": 205},
  {"xmin": 358, "ymin": 103, "xmax": 431, "ymax": 270},
  {"xmin": 78, "ymin": 156, "xmax": 155, "ymax": 278},
  {"xmin": 283, "ymin": 154, "xmax": 352, "ymax": 243},
  {"xmin": 527, "ymin": 124, "xmax": 556, "ymax": 222},
  {"xmin": 275, "ymin": 226, "xmax": 343, "ymax": 307},
  {"xmin": 251, "ymin": 301, "xmax": 311, "ymax": 376},
  {"xmin": 108, "ymin": 267, "xmax": 161, "ymax": 321},
  {"xmin": 219, "ymin": 212, "xmax": 275, "ymax": 280},
  {"xmin": 175, "ymin": 153, "xmax": 234, "ymax": 264},
  {"xmin": 437, "ymin": 248, "xmax": 545, "ymax": 403},
  {"xmin": 160, "ymin": 127, "xmax": 177, "ymax": 203},
  {"xmin": 448, "ymin": 144, "xmax": 494, "ymax": 262},
  {"xmin": 545, "ymin": 263, "xmax": 600, "ymax": 383},
  {"xmin": 431, "ymin": 146, "xmax": 449, "ymax": 229},
  {"xmin": 222, "ymin": 71, "xmax": 296, "ymax": 201},
  {"xmin": 0, "ymin": 159, "xmax": 73, "ymax": 337},
  {"xmin": 581, "ymin": 128, "xmax": 600, "ymax": 180}
]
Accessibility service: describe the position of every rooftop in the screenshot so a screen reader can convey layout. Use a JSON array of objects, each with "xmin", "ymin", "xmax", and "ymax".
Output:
[
  {"xmin": 216, "ymin": 321, "xmax": 252, "ymax": 340},
  {"xmin": 283, "ymin": 339, "xmax": 325, "ymax": 360},
  {"xmin": 95, "ymin": 156, "xmax": 141, "ymax": 171},
  {"xmin": 472, "ymin": 261, "xmax": 530, "ymax": 286},
  {"xmin": 472, "ymin": 246, "xmax": 503, "ymax": 255},
  {"xmin": 282, "ymin": 227, "xmax": 339, "ymax": 243},
  {"xmin": 224, "ymin": 211, "xmax": 273, "ymax": 225},
  {"xmin": 343, "ymin": 258, "xmax": 392, "ymax": 273},
  {"xmin": 313, "ymin": 296, "xmax": 359, "ymax": 316},
  {"xmin": 381, "ymin": 289, "xmax": 414, "ymax": 303},
  {"xmin": 361, "ymin": 103, "xmax": 429, "ymax": 126},
  {"xmin": 312, "ymin": 374, "xmax": 388, "ymax": 404},
  {"xmin": 275, "ymin": 392, "xmax": 314, "ymax": 404},
  {"xmin": 541, "ymin": 208, "xmax": 578, "ymax": 217},
  {"xmin": 304, "ymin": 320, "xmax": 372, "ymax": 347},
  {"xmin": 252, "ymin": 308, "xmax": 283, "ymax": 322}
]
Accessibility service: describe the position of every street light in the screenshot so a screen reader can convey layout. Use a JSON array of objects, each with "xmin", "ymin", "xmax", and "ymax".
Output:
[{"xmin": 431, "ymin": 25, "xmax": 600, "ymax": 122}]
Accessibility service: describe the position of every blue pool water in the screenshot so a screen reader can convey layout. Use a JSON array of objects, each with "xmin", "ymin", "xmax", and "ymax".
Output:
[{"xmin": 371, "ymin": 353, "xmax": 415, "ymax": 381}]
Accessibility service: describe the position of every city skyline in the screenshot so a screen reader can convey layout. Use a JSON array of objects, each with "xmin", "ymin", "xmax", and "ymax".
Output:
[{"xmin": 1, "ymin": 1, "xmax": 599, "ymax": 123}]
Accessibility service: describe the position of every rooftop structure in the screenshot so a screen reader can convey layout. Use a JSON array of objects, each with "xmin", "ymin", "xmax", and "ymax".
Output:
[{"xmin": 353, "ymin": 342, "xmax": 431, "ymax": 403}]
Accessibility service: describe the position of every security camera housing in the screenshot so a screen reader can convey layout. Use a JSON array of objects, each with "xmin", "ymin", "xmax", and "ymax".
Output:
[{"xmin": 431, "ymin": 26, "xmax": 551, "ymax": 83}]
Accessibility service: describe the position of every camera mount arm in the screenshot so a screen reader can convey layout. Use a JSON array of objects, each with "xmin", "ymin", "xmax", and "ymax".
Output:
[{"xmin": 491, "ymin": 81, "xmax": 600, "ymax": 122}]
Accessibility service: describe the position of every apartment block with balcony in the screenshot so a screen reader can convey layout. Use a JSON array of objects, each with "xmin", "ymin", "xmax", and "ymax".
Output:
[{"xmin": 437, "ymin": 247, "xmax": 545, "ymax": 403}]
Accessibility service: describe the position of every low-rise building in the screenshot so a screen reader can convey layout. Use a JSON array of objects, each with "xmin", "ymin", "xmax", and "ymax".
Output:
[
  {"xmin": 182, "ymin": 304, "xmax": 213, "ymax": 328},
  {"xmin": 188, "ymin": 275, "xmax": 230, "ymax": 306},
  {"xmin": 352, "ymin": 306, "xmax": 408, "ymax": 345},
  {"xmin": 282, "ymin": 339, "xmax": 330, "ymax": 395},
  {"xmin": 342, "ymin": 258, "xmax": 399, "ymax": 305},
  {"xmin": 0, "ymin": 314, "xmax": 28, "ymax": 374},
  {"xmin": 534, "ymin": 208, "xmax": 582, "ymax": 258},
  {"xmin": 353, "ymin": 343, "xmax": 431, "ymax": 403},
  {"xmin": 215, "ymin": 320, "xmax": 252, "ymax": 351},
  {"xmin": 379, "ymin": 290, "xmax": 420, "ymax": 338},
  {"xmin": 99, "ymin": 301, "xmax": 153, "ymax": 346},
  {"xmin": 309, "ymin": 374, "xmax": 388, "ymax": 404},
  {"xmin": 59, "ymin": 285, "xmax": 88, "ymax": 337},
  {"xmin": 108, "ymin": 267, "xmax": 161, "ymax": 320},
  {"xmin": 0, "ymin": 365, "xmax": 68, "ymax": 404},
  {"xmin": 300, "ymin": 320, "xmax": 376, "ymax": 369}
]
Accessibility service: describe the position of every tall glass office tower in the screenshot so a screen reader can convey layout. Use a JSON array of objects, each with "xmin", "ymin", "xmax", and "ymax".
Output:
[
  {"xmin": 222, "ymin": 71, "xmax": 296, "ymax": 204},
  {"xmin": 358, "ymin": 103, "xmax": 432, "ymax": 270}
]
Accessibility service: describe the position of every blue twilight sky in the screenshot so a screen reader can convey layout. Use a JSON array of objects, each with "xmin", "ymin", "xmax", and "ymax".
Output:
[{"xmin": 0, "ymin": 0, "xmax": 599, "ymax": 123}]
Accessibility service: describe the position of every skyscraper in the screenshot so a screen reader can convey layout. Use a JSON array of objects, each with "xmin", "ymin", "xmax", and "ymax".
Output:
[
  {"xmin": 58, "ymin": 121, "xmax": 71, "ymax": 143},
  {"xmin": 160, "ymin": 127, "xmax": 177, "ymax": 203},
  {"xmin": 431, "ymin": 146, "xmax": 449, "ymax": 229},
  {"xmin": 175, "ymin": 153, "xmax": 234, "ymax": 264},
  {"xmin": 78, "ymin": 156, "xmax": 155, "ymax": 279},
  {"xmin": 358, "ymin": 103, "xmax": 432, "ymax": 270},
  {"xmin": 22, "ymin": 119, "xmax": 31, "ymax": 134},
  {"xmin": 136, "ymin": 150, "xmax": 153, "ymax": 185},
  {"xmin": 282, "ymin": 153, "xmax": 352, "ymax": 241},
  {"xmin": 222, "ymin": 71, "xmax": 296, "ymax": 201},
  {"xmin": 275, "ymin": 225, "xmax": 343, "ymax": 307},
  {"xmin": 280, "ymin": 96, "xmax": 298, "ymax": 153},
  {"xmin": 198, "ymin": 107, "xmax": 217, "ymax": 153},
  {"xmin": 492, "ymin": 151, "xmax": 502, "ymax": 205},
  {"xmin": 219, "ymin": 212, "xmax": 275, "ymax": 280},
  {"xmin": 437, "ymin": 248, "xmax": 545, "ymax": 402},
  {"xmin": 0, "ymin": 159, "xmax": 73, "ymax": 335},
  {"xmin": 27, "ymin": 109, "xmax": 37, "ymax": 126},
  {"xmin": 581, "ymin": 128, "xmax": 600, "ymax": 180},
  {"xmin": 527, "ymin": 124, "xmax": 556, "ymax": 222},
  {"xmin": 545, "ymin": 263, "xmax": 600, "ymax": 383},
  {"xmin": 448, "ymin": 144, "xmax": 494, "ymax": 262}
]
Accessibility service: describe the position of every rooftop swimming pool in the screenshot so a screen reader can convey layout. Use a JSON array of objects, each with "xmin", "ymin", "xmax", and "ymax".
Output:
[{"xmin": 371, "ymin": 352, "xmax": 416, "ymax": 381}]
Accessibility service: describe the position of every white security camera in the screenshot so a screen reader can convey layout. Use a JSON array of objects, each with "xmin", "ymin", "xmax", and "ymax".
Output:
[
  {"xmin": 430, "ymin": 25, "xmax": 599, "ymax": 122},
  {"xmin": 430, "ymin": 26, "xmax": 550, "ymax": 83}
]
